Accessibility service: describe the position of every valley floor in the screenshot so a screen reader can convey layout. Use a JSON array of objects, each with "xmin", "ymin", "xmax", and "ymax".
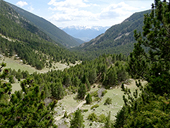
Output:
[{"xmin": 54, "ymin": 79, "xmax": 147, "ymax": 128}]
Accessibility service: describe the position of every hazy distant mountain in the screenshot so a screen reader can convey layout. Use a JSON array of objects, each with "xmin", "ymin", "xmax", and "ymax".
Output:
[
  {"xmin": 73, "ymin": 10, "xmax": 151, "ymax": 59},
  {"xmin": 8, "ymin": 3, "xmax": 82, "ymax": 48},
  {"xmin": 62, "ymin": 26, "xmax": 109, "ymax": 42}
]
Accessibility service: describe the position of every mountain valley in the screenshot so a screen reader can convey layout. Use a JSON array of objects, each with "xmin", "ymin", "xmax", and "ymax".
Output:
[{"xmin": 0, "ymin": 0, "xmax": 170, "ymax": 128}]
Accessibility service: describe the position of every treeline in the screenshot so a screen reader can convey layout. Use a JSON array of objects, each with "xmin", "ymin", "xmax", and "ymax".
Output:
[{"xmin": 0, "ymin": 35, "xmax": 82, "ymax": 70}]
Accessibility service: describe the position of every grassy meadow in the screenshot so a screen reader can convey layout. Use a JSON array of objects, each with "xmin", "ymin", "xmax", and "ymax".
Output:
[{"xmin": 54, "ymin": 79, "xmax": 147, "ymax": 128}]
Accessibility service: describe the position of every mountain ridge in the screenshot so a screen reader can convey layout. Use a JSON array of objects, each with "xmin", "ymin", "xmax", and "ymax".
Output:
[
  {"xmin": 8, "ymin": 2, "xmax": 82, "ymax": 48},
  {"xmin": 72, "ymin": 9, "xmax": 151, "ymax": 58},
  {"xmin": 0, "ymin": 0, "xmax": 81, "ymax": 69}
]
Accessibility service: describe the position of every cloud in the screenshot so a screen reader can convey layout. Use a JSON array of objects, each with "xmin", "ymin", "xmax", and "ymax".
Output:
[
  {"xmin": 28, "ymin": 6, "xmax": 34, "ymax": 12},
  {"xmin": 48, "ymin": 0, "xmax": 89, "ymax": 9},
  {"xmin": 100, "ymin": 2, "xmax": 138, "ymax": 19},
  {"xmin": 48, "ymin": 0, "xmax": 142, "ymax": 27},
  {"xmin": 16, "ymin": 1, "xmax": 28, "ymax": 7},
  {"xmin": 48, "ymin": 0, "xmax": 98, "ymax": 22}
]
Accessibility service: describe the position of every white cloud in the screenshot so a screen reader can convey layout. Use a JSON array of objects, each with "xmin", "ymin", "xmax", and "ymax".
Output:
[
  {"xmin": 100, "ymin": 2, "xmax": 138, "ymax": 19},
  {"xmin": 48, "ymin": 0, "xmax": 89, "ymax": 9},
  {"xmin": 16, "ymin": 1, "xmax": 28, "ymax": 7},
  {"xmin": 28, "ymin": 6, "xmax": 34, "ymax": 12},
  {"xmin": 47, "ymin": 0, "xmax": 146, "ymax": 27},
  {"xmin": 48, "ymin": 0, "xmax": 98, "ymax": 22}
]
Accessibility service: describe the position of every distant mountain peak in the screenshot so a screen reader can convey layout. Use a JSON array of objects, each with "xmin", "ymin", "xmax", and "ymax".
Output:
[
  {"xmin": 62, "ymin": 25, "xmax": 109, "ymax": 31},
  {"xmin": 62, "ymin": 26, "xmax": 109, "ymax": 42}
]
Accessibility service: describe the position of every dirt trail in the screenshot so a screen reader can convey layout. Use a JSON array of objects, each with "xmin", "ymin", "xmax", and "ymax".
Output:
[{"xmin": 55, "ymin": 100, "xmax": 86, "ymax": 121}]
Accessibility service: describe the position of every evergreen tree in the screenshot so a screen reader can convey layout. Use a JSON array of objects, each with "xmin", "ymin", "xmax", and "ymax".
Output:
[
  {"xmin": 103, "ymin": 66, "xmax": 118, "ymax": 88},
  {"xmin": 51, "ymin": 82, "xmax": 64, "ymax": 100},
  {"xmin": 85, "ymin": 78, "xmax": 91, "ymax": 91},
  {"xmin": 104, "ymin": 111, "xmax": 113, "ymax": 128},
  {"xmin": 128, "ymin": 0, "xmax": 170, "ymax": 95},
  {"xmin": 73, "ymin": 76, "xmax": 81, "ymax": 87},
  {"xmin": 0, "ymin": 63, "xmax": 57, "ymax": 127},
  {"xmin": 63, "ymin": 73, "xmax": 72, "ymax": 87},
  {"xmin": 77, "ymin": 83, "xmax": 86, "ymax": 99},
  {"xmin": 88, "ymin": 69, "xmax": 97, "ymax": 84},
  {"xmin": 70, "ymin": 109, "xmax": 84, "ymax": 128},
  {"xmin": 9, "ymin": 75, "xmax": 15, "ymax": 83},
  {"xmin": 85, "ymin": 93, "xmax": 92, "ymax": 104},
  {"xmin": 115, "ymin": 1, "xmax": 170, "ymax": 127}
]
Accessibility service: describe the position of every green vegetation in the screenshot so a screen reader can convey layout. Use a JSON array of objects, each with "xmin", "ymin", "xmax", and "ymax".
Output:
[
  {"xmin": 91, "ymin": 104, "xmax": 99, "ymax": 110},
  {"xmin": 0, "ymin": 0, "xmax": 83, "ymax": 70},
  {"xmin": 87, "ymin": 112, "xmax": 98, "ymax": 122},
  {"xmin": 2, "ymin": 0, "xmax": 169, "ymax": 127},
  {"xmin": 73, "ymin": 10, "xmax": 151, "ymax": 59},
  {"xmin": 104, "ymin": 97, "xmax": 112, "ymax": 105},
  {"xmin": 70, "ymin": 109, "xmax": 84, "ymax": 128},
  {"xmin": 0, "ymin": 64, "xmax": 57, "ymax": 127},
  {"xmin": 85, "ymin": 93, "xmax": 92, "ymax": 104},
  {"xmin": 114, "ymin": 0, "xmax": 170, "ymax": 127},
  {"xmin": 87, "ymin": 112, "xmax": 107, "ymax": 123},
  {"xmin": 78, "ymin": 84, "xmax": 87, "ymax": 99},
  {"xmin": 9, "ymin": 2, "xmax": 82, "ymax": 48}
]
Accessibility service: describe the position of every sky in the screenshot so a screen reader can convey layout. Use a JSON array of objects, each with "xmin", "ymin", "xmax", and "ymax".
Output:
[{"xmin": 4, "ymin": 0, "xmax": 154, "ymax": 28}]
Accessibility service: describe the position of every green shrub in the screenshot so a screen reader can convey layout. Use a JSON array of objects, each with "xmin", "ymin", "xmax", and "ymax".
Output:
[
  {"xmin": 102, "ymin": 90, "xmax": 107, "ymax": 97},
  {"xmin": 91, "ymin": 104, "xmax": 99, "ymax": 110},
  {"xmin": 98, "ymin": 114, "xmax": 106, "ymax": 123},
  {"xmin": 90, "ymin": 90, "xmax": 98, "ymax": 97},
  {"xmin": 104, "ymin": 97, "xmax": 112, "ymax": 105},
  {"xmin": 81, "ymin": 109, "xmax": 88, "ymax": 112},
  {"xmin": 87, "ymin": 113, "xmax": 98, "ymax": 122}
]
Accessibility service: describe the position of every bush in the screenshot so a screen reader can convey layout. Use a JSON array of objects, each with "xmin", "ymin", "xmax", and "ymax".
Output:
[
  {"xmin": 90, "ymin": 90, "xmax": 98, "ymax": 97},
  {"xmin": 81, "ymin": 109, "xmax": 88, "ymax": 112},
  {"xmin": 87, "ymin": 113, "xmax": 98, "ymax": 122},
  {"xmin": 91, "ymin": 104, "xmax": 99, "ymax": 110},
  {"xmin": 102, "ymin": 90, "xmax": 107, "ymax": 97},
  {"xmin": 98, "ymin": 114, "xmax": 106, "ymax": 123},
  {"xmin": 104, "ymin": 97, "xmax": 112, "ymax": 105}
]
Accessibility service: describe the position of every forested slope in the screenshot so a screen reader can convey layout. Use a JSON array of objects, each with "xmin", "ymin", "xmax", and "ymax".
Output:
[
  {"xmin": 8, "ymin": 2, "xmax": 82, "ymax": 48},
  {"xmin": 73, "ymin": 10, "xmax": 151, "ymax": 59},
  {"xmin": 0, "ymin": 0, "xmax": 82, "ymax": 70}
]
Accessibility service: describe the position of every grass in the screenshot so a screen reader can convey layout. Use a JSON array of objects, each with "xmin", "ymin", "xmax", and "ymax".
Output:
[
  {"xmin": 11, "ymin": 82, "xmax": 21, "ymax": 94},
  {"xmin": 54, "ymin": 79, "xmax": 147, "ymax": 128},
  {"xmin": 0, "ymin": 55, "xmax": 80, "ymax": 94},
  {"xmin": 0, "ymin": 56, "xmax": 80, "ymax": 74}
]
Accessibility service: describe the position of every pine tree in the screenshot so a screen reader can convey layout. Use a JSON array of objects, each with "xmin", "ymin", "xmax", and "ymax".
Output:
[
  {"xmin": 128, "ymin": 0, "xmax": 170, "ymax": 95},
  {"xmin": 114, "ymin": 1, "xmax": 170, "ymax": 127},
  {"xmin": 104, "ymin": 111, "xmax": 113, "ymax": 128},
  {"xmin": 70, "ymin": 109, "xmax": 84, "ymax": 128},
  {"xmin": 85, "ymin": 93, "xmax": 92, "ymax": 104},
  {"xmin": 88, "ymin": 69, "xmax": 97, "ymax": 84},
  {"xmin": 73, "ymin": 76, "xmax": 81, "ymax": 87},
  {"xmin": 85, "ymin": 77, "xmax": 91, "ymax": 91},
  {"xmin": 0, "ymin": 63, "xmax": 57, "ymax": 127},
  {"xmin": 77, "ymin": 83, "xmax": 86, "ymax": 99},
  {"xmin": 9, "ymin": 75, "xmax": 15, "ymax": 83}
]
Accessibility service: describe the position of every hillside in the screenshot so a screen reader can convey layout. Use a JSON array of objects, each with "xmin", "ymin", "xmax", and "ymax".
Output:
[
  {"xmin": 73, "ymin": 10, "xmax": 151, "ymax": 58},
  {"xmin": 0, "ymin": 0, "xmax": 81, "ymax": 70},
  {"xmin": 8, "ymin": 2, "xmax": 82, "ymax": 48}
]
